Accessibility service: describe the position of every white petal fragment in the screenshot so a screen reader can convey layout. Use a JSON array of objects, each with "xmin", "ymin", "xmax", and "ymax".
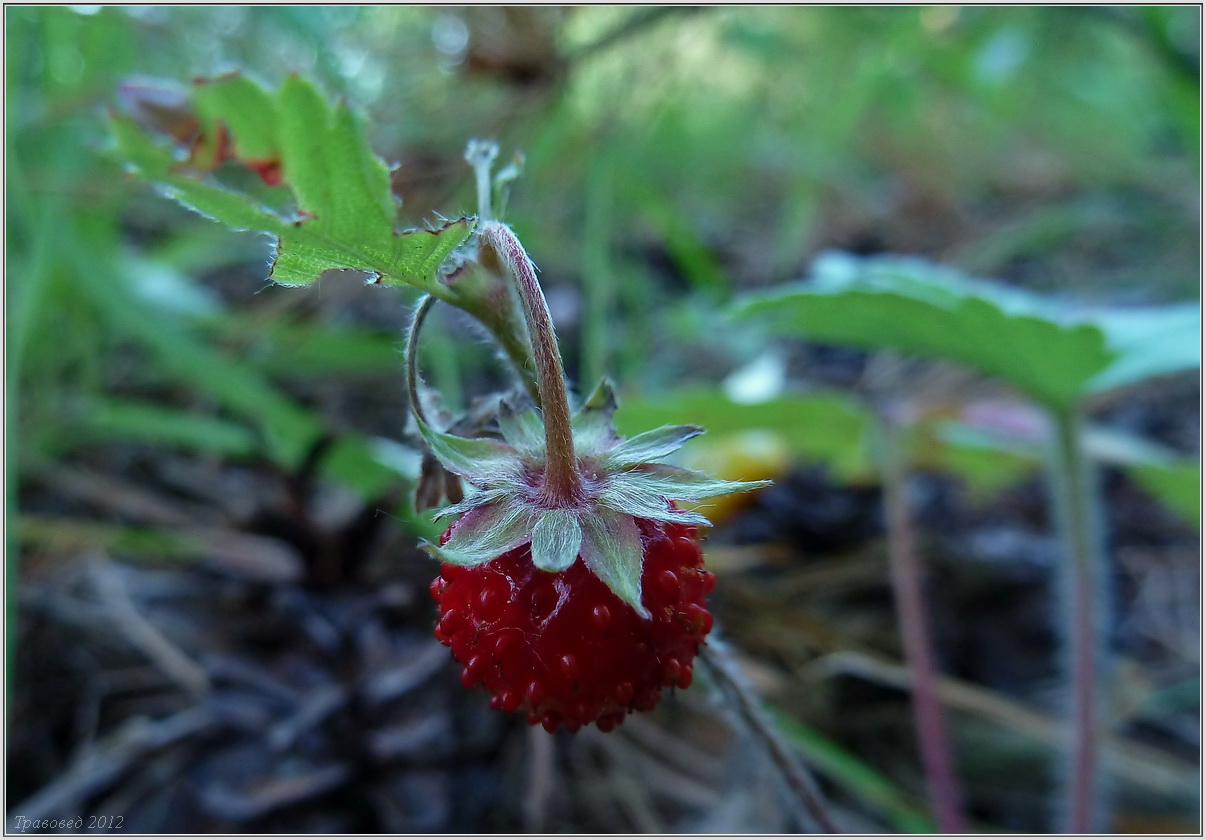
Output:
[
  {"xmin": 423, "ymin": 500, "xmax": 535, "ymax": 566},
  {"xmin": 579, "ymin": 509, "xmax": 649, "ymax": 619},
  {"xmin": 530, "ymin": 508, "xmax": 583, "ymax": 572},
  {"xmin": 606, "ymin": 424, "xmax": 704, "ymax": 467}
]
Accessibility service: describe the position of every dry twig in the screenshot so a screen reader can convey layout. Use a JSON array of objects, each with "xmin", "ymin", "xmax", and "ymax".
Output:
[{"xmin": 698, "ymin": 636, "xmax": 840, "ymax": 833}]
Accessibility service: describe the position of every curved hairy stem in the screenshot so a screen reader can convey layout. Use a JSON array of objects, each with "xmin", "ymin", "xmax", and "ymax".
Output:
[
  {"xmin": 479, "ymin": 222, "xmax": 581, "ymax": 506},
  {"xmin": 404, "ymin": 294, "xmax": 440, "ymax": 431}
]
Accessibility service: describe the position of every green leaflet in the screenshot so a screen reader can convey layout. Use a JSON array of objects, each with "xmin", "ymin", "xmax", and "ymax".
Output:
[{"xmin": 110, "ymin": 74, "xmax": 473, "ymax": 294}]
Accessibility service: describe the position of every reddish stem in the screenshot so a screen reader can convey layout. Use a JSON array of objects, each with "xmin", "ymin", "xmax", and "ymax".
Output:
[
  {"xmin": 479, "ymin": 222, "xmax": 581, "ymax": 506},
  {"xmin": 878, "ymin": 408, "xmax": 969, "ymax": 834}
]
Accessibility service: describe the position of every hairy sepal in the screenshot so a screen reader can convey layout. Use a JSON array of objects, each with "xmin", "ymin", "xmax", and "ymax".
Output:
[
  {"xmin": 604, "ymin": 424, "xmax": 703, "ymax": 467},
  {"xmin": 619, "ymin": 464, "xmax": 773, "ymax": 501},
  {"xmin": 596, "ymin": 483, "xmax": 712, "ymax": 527},
  {"xmin": 579, "ymin": 509, "xmax": 649, "ymax": 619},
  {"xmin": 496, "ymin": 400, "xmax": 545, "ymax": 452},
  {"xmin": 423, "ymin": 499, "xmax": 536, "ymax": 567},
  {"xmin": 531, "ymin": 508, "xmax": 583, "ymax": 572},
  {"xmin": 434, "ymin": 488, "xmax": 509, "ymax": 522},
  {"xmin": 413, "ymin": 412, "xmax": 520, "ymax": 487},
  {"xmin": 421, "ymin": 377, "xmax": 771, "ymax": 615},
  {"xmin": 573, "ymin": 379, "xmax": 621, "ymax": 454}
]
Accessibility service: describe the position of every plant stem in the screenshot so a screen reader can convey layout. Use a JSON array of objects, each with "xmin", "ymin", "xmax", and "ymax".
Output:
[
  {"xmin": 698, "ymin": 639, "xmax": 840, "ymax": 834},
  {"xmin": 439, "ymin": 262, "xmax": 541, "ymax": 406},
  {"xmin": 1048, "ymin": 406, "xmax": 1106, "ymax": 833},
  {"xmin": 404, "ymin": 295, "xmax": 439, "ymax": 430},
  {"xmin": 874, "ymin": 407, "xmax": 968, "ymax": 834},
  {"xmin": 477, "ymin": 221, "xmax": 581, "ymax": 503},
  {"xmin": 479, "ymin": 222, "xmax": 581, "ymax": 506}
]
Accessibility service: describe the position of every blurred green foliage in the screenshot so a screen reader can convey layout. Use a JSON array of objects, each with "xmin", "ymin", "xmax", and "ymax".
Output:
[
  {"xmin": 9, "ymin": 5, "xmax": 1199, "ymax": 475},
  {"xmin": 8, "ymin": 0, "xmax": 1199, "ymax": 609}
]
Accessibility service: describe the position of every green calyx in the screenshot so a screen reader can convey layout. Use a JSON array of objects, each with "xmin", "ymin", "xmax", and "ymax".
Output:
[{"xmin": 416, "ymin": 380, "xmax": 771, "ymax": 618}]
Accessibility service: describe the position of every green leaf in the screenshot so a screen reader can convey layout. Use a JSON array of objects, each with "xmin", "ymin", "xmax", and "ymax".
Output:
[
  {"xmin": 192, "ymin": 73, "xmax": 279, "ymax": 162},
  {"xmin": 579, "ymin": 509, "xmax": 648, "ymax": 619},
  {"xmin": 732, "ymin": 253, "xmax": 1117, "ymax": 409},
  {"xmin": 530, "ymin": 508, "xmax": 583, "ymax": 572},
  {"xmin": 1087, "ymin": 303, "xmax": 1201, "ymax": 394},
  {"xmin": 110, "ymin": 74, "xmax": 473, "ymax": 293}
]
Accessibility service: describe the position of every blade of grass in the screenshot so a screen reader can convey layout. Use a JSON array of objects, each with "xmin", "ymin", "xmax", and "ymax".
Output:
[
  {"xmin": 7, "ymin": 142, "xmax": 84, "ymax": 730},
  {"xmin": 580, "ymin": 146, "xmax": 616, "ymax": 387},
  {"xmin": 76, "ymin": 398, "xmax": 258, "ymax": 457},
  {"xmin": 766, "ymin": 707, "xmax": 937, "ymax": 834},
  {"xmin": 65, "ymin": 224, "xmax": 407, "ymax": 500}
]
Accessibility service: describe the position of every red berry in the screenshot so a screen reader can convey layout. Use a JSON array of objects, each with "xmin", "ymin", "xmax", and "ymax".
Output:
[{"xmin": 430, "ymin": 517, "xmax": 713, "ymax": 733}]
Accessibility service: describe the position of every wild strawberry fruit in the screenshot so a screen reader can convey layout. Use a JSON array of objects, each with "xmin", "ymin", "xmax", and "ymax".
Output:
[
  {"xmin": 415, "ymin": 378, "xmax": 765, "ymax": 733},
  {"xmin": 431, "ymin": 516, "xmax": 716, "ymax": 733},
  {"xmin": 410, "ymin": 221, "xmax": 768, "ymax": 733}
]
